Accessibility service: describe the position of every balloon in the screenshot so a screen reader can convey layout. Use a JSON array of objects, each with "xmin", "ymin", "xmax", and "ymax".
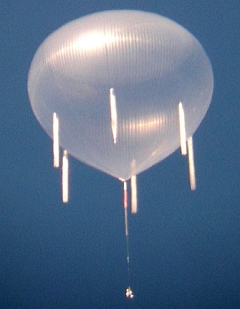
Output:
[{"xmin": 28, "ymin": 10, "xmax": 213, "ymax": 181}]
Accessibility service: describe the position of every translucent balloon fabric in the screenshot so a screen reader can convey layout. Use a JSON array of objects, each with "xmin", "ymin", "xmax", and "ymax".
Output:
[{"xmin": 28, "ymin": 10, "xmax": 213, "ymax": 180}]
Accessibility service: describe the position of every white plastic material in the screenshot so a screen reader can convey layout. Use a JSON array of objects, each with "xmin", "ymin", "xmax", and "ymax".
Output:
[{"xmin": 28, "ymin": 10, "xmax": 213, "ymax": 180}]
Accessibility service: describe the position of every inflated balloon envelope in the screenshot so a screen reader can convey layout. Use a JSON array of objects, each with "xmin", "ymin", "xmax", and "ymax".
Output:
[
  {"xmin": 28, "ymin": 10, "xmax": 213, "ymax": 182},
  {"xmin": 28, "ymin": 10, "xmax": 213, "ymax": 296}
]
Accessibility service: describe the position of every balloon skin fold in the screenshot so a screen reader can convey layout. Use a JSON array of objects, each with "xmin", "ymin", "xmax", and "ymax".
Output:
[{"xmin": 28, "ymin": 10, "xmax": 213, "ymax": 180}]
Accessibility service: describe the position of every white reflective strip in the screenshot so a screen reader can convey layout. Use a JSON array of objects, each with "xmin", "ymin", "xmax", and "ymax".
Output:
[
  {"xmin": 178, "ymin": 102, "xmax": 187, "ymax": 155},
  {"xmin": 187, "ymin": 136, "xmax": 196, "ymax": 190},
  {"xmin": 53, "ymin": 112, "xmax": 59, "ymax": 168},
  {"xmin": 110, "ymin": 88, "xmax": 117, "ymax": 144},
  {"xmin": 130, "ymin": 175, "xmax": 137, "ymax": 214},
  {"xmin": 62, "ymin": 150, "xmax": 69, "ymax": 202}
]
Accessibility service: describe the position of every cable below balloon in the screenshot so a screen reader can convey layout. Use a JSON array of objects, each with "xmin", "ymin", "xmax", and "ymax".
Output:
[{"xmin": 123, "ymin": 181, "xmax": 134, "ymax": 299}]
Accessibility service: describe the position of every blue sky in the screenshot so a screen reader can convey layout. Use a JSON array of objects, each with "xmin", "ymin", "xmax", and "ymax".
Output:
[{"xmin": 1, "ymin": 1, "xmax": 240, "ymax": 308}]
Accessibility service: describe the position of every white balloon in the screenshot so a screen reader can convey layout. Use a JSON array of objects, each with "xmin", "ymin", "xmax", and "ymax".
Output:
[{"xmin": 28, "ymin": 10, "xmax": 213, "ymax": 180}]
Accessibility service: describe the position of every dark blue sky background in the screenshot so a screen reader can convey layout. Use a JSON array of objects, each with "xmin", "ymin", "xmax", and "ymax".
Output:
[{"xmin": 1, "ymin": 1, "xmax": 240, "ymax": 308}]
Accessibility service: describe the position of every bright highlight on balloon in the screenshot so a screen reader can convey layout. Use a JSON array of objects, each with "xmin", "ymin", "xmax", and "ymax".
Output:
[
  {"xmin": 53, "ymin": 113, "xmax": 59, "ymax": 168},
  {"xmin": 178, "ymin": 102, "xmax": 187, "ymax": 156},
  {"xmin": 109, "ymin": 88, "xmax": 118, "ymax": 144},
  {"xmin": 62, "ymin": 150, "xmax": 69, "ymax": 203},
  {"xmin": 28, "ymin": 10, "xmax": 213, "ymax": 297}
]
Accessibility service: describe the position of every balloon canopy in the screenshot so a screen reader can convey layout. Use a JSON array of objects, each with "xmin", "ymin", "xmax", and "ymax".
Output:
[{"xmin": 28, "ymin": 10, "xmax": 213, "ymax": 181}]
